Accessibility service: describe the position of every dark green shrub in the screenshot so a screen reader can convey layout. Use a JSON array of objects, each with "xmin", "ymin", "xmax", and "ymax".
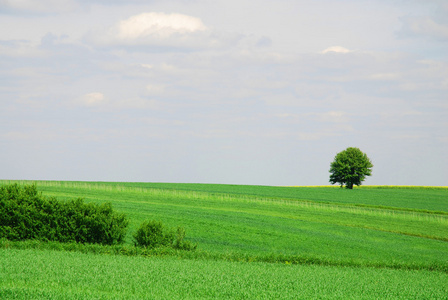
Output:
[
  {"xmin": 133, "ymin": 220, "xmax": 174, "ymax": 248},
  {"xmin": 133, "ymin": 220, "xmax": 197, "ymax": 250},
  {"xmin": 0, "ymin": 184, "xmax": 128, "ymax": 245},
  {"xmin": 173, "ymin": 227, "xmax": 197, "ymax": 251}
]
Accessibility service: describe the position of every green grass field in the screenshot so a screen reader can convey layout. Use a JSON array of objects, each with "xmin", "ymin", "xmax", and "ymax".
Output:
[
  {"xmin": 1, "ymin": 180, "xmax": 447, "ymax": 298},
  {"xmin": 2, "ymin": 248, "xmax": 447, "ymax": 299}
]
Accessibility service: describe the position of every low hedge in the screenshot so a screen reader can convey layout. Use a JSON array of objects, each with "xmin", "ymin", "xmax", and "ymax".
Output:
[{"xmin": 0, "ymin": 184, "xmax": 128, "ymax": 245}]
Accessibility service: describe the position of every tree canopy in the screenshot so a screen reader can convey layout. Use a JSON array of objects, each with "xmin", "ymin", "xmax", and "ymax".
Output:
[{"xmin": 329, "ymin": 147, "xmax": 373, "ymax": 189}]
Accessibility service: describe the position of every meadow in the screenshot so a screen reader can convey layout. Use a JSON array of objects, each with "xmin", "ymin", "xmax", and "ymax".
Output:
[
  {"xmin": 2, "ymin": 248, "xmax": 447, "ymax": 299},
  {"xmin": 1, "ymin": 180, "xmax": 447, "ymax": 298}
]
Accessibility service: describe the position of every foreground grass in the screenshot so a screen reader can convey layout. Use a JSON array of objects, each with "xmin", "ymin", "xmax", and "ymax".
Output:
[{"xmin": 1, "ymin": 248, "xmax": 447, "ymax": 299}]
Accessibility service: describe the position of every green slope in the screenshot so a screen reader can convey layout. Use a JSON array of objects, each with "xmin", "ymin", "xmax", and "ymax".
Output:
[
  {"xmin": 3, "ymin": 180, "xmax": 445, "ymax": 271},
  {"xmin": 1, "ymin": 180, "xmax": 447, "ymax": 298}
]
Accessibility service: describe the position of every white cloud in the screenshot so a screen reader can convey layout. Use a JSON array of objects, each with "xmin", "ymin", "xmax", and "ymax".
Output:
[
  {"xmin": 399, "ymin": 2, "xmax": 448, "ymax": 42},
  {"xmin": 274, "ymin": 112, "xmax": 350, "ymax": 124},
  {"xmin": 321, "ymin": 46, "xmax": 352, "ymax": 54},
  {"xmin": 145, "ymin": 84, "xmax": 165, "ymax": 95},
  {"xmin": 369, "ymin": 73, "xmax": 401, "ymax": 81},
  {"xmin": 85, "ymin": 12, "xmax": 244, "ymax": 51},
  {"xmin": 78, "ymin": 92, "xmax": 107, "ymax": 106},
  {"xmin": 75, "ymin": 91, "xmax": 161, "ymax": 109},
  {"xmin": 113, "ymin": 97, "xmax": 160, "ymax": 109},
  {"xmin": 314, "ymin": 111, "xmax": 349, "ymax": 123},
  {"xmin": 116, "ymin": 12, "xmax": 207, "ymax": 40},
  {"xmin": 400, "ymin": 16, "xmax": 448, "ymax": 40},
  {"xmin": 0, "ymin": 40, "xmax": 45, "ymax": 57}
]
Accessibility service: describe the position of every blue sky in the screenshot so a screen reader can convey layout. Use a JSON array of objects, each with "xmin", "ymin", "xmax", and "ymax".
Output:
[{"xmin": 1, "ymin": 0, "xmax": 447, "ymax": 186}]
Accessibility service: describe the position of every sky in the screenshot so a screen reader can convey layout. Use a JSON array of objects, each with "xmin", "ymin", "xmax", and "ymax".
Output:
[{"xmin": 1, "ymin": 0, "xmax": 447, "ymax": 186}]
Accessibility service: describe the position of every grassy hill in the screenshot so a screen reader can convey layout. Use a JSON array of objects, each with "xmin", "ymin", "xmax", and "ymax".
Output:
[{"xmin": 1, "ymin": 180, "xmax": 447, "ymax": 298}]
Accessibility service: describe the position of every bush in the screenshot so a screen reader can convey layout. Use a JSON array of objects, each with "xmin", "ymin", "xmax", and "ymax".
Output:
[
  {"xmin": 133, "ymin": 220, "xmax": 174, "ymax": 248},
  {"xmin": 173, "ymin": 227, "xmax": 197, "ymax": 251},
  {"xmin": 0, "ymin": 184, "xmax": 128, "ymax": 245},
  {"xmin": 133, "ymin": 220, "xmax": 197, "ymax": 251}
]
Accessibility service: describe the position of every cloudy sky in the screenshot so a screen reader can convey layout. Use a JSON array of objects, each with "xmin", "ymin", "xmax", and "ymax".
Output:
[{"xmin": 1, "ymin": 0, "xmax": 447, "ymax": 186}]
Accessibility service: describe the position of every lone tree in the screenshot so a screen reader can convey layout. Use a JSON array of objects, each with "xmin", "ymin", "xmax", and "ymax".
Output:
[{"xmin": 329, "ymin": 147, "xmax": 373, "ymax": 189}]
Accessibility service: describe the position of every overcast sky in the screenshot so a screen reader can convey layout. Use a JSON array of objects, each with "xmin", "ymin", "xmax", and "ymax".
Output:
[{"xmin": 1, "ymin": 0, "xmax": 447, "ymax": 186}]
